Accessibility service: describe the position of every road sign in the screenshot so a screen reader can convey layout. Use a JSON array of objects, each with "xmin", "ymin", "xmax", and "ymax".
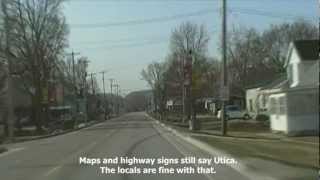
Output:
[{"xmin": 220, "ymin": 85, "xmax": 229, "ymax": 101}]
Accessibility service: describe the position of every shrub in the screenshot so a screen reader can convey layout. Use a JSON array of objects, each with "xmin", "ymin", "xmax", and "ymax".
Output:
[
  {"xmin": 0, "ymin": 147, "xmax": 7, "ymax": 154},
  {"xmin": 63, "ymin": 120, "xmax": 76, "ymax": 130},
  {"xmin": 255, "ymin": 114, "xmax": 269, "ymax": 121}
]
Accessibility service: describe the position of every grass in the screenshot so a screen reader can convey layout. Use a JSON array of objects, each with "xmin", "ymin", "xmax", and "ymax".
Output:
[
  {"xmin": 15, "ymin": 129, "xmax": 49, "ymax": 137},
  {"xmin": 228, "ymin": 121, "xmax": 270, "ymax": 132},
  {"xmin": 154, "ymin": 113, "xmax": 319, "ymax": 169},
  {"xmin": 193, "ymin": 135, "xmax": 319, "ymax": 169}
]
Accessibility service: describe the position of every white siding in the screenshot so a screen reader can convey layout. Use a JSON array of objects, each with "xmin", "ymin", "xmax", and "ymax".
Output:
[
  {"xmin": 246, "ymin": 88, "xmax": 260, "ymax": 115},
  {"xmin": 269, "ymin": 87, "xmax": 319, "ymax": 135},
  {"xmin": 288, "ymin": 48, "xmax": 300, "ymax": 88},
  {"xmin": 297, "ymin": 61, "xmax": 319, "ymax": 87},
  {"xmin": 269, "ymin": 93, "xmax": 288, "ymax": 132},
  {"xmin": 287, "ymin": 114, "xmax": 319, "ymax": 133},
  {"xmin": 288, "ymin": 47, "xmax": 320, "ymax": 88},
  {"xmin": 286, "ymin": 89, "xmax": 319, "ymax": 134}
]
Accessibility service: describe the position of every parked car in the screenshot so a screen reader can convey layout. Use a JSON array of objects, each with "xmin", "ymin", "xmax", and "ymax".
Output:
[{"xmin": 217, "ymin": 105, "xmax": 250, "ymax": 120}]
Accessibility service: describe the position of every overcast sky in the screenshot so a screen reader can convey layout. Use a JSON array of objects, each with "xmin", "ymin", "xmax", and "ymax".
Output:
[{"xmin": 63, "ymin": 0, "xmax": 318, "ymax": 96}]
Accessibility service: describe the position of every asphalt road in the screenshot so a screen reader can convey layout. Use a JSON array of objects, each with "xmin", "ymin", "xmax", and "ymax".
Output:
[{"xmin": 0, "ymin": 112, "xmax": 250, "ymax": 180}]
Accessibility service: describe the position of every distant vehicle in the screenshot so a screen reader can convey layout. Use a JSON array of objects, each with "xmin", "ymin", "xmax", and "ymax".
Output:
[{"xmin": 217, "ymin": 105, "xmax": 250, "ymax": 120}]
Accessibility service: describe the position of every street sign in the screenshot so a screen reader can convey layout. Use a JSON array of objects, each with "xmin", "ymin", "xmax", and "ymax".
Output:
[{"xmin": 220, "ymin": 85, "xmax": 229, "ymax": 101}]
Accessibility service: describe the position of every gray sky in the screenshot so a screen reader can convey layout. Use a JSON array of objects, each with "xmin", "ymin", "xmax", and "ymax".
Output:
[{"xmin": 63, "ymin": 0, "xmax": 318, "ymax": 96}]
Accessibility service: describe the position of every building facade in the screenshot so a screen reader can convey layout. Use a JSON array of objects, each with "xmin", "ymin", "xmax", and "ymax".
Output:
[{"xmin": 268, "ymin": 40, "xmax": 319, "ymax": 135}]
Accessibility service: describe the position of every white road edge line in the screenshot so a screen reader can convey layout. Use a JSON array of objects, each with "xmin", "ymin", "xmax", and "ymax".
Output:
[
  {"xmin": 42, "ymin": 141, "xmax": 98, "ymax": 177},
  {"xmin": 44, "ymin": 166, "xmax": 62, "ymax": 177},
  {"xmin": 147, "ymin": 114, "xmax": 276, "ymax": 180},
  {"xmin": 42, "ymin": 129, "xmax": 116, "ymax": 177},
  {"xmin": 153, "ymin": 124, "xmax": 215, "ymax": 180},
  {"xmin": 0, "ymin": 147, "xmax": 25, "ymax": 158}
]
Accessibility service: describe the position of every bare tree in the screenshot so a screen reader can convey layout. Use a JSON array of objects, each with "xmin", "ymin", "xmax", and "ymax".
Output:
[
  {"xmin": 76, "ymin": 56, "xmax": 89, "ymax": 92},
  {"xmin": 227, "ymin": 27, "xmax": 275, "ymax": 97},
  {"xmin": 170, "ymin": 22, "xmax": 209, "ymax": 57},
  {"xmin": 169, "ymin": 22, "xmax": 210, "ymax": 119},
  {"xmin": 1, "ymin": 0, "xmax": 69, "ymax": 131},
  {"xmin": 226, "ymin": 19, "xmax": 318, "ymax": 98},
  {"xmin": 262, "ymin": 19, "xmax": 319, "ymax": 72},
  {"xmin": 0, "ymin": 60, "xmax": 9, "ymax": 135},
  {"xmin": 141, "ymin": 62, "xmax": 167, "ymax": 116}
]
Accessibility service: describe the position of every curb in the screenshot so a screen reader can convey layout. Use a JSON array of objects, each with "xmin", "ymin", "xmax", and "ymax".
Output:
[
  {"xmin": 146, "ymin": 114, "xmax": 277, "ymax": 180},
  {"xmin": 154, "ymin": 116, "xmax": 319, "ymax": 145},
  {"xmin": 2, "ymin": 120, "xmax": 104, "ymax": 145},
  {"xmin": 281, "ymin": 138, "xmax": 319, "ymax": 146}
]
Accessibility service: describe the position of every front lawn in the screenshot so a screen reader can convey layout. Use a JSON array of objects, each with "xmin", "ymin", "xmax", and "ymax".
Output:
[{"xmin": 193, "ymin": 135, "xmax": 319, "ymax": 169}]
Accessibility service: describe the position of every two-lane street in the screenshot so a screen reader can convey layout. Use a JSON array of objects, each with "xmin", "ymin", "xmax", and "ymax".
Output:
[
  {"xmin": 0, "ymin": 1, "xmax": 318, "ymax": 179},
  {"xmin": 0, "ymin": 112, "xmax": 249, "ymax": 180}
]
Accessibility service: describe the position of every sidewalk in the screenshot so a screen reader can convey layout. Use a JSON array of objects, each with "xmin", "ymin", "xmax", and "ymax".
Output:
[
  {"xmin": 164, "ymin": 117, "xmax": 319, "ymax": 144},
  {"xmin": 197, "ymin": 130, "xmax": 320, "ymax": 144},
  {"xmin": 166, "ymin": 122, "xmax": 319, "ymax": 167},
  {"xmin": 1, "ymin": 121, "xmax": 100, "ymax": 145},
  {"xmin": 150, "ymin": 115, "xmax": 319, "ymax": 180}
]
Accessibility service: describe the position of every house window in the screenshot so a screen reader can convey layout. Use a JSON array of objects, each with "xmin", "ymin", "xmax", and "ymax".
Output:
[
  {"xmin": 261, "ymin": 94, "xmax": 267, "ymax": 109},
  {"xmin": 278, "ymin": 96, "xmax": 286, "ymax": 115},
  {"xmin": 269, "ymin": 98, "xmax": 276, "ymax": 114},
  {"xmin": 269, "ymin": 97, "xmax": 286, "ymax": 115}
]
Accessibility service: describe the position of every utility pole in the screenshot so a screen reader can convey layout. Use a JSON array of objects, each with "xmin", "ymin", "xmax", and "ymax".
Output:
[
  {"xmin": 114, "ymin": 84, "xmax": 119, "ymax": 116},
  {"xmin": 117, "ymin": 85, "xmax": 119, "ymax": 116},
  {"xmin": 86, "ymin": 70, "xmax": 109, "ymax": 120},
  {"xmin": 181, "ymin": 55, "xmax": 186, "ymax": 123},
  {"xmin": 101, "ymin": 71, "xmax": 107, "ymax": 120},
  {"xmin": 109, "ymin": 78, "xmax": 114, "ymax": 116},
  {"xmin": 70, "ymin": 51, "xmax": 80, "ymax": 96},
  {"xmin": 86, "ymin": 72, "xmax": 98, "ymax": 122},
  {"xmin": 80, "ymin": 59, "xmax": 89, "ymax": 123},
  {"xmin": 90, "ymin": 73, "xmax": 95, "ymax": 95},
  {"xmin": 185, "ymin": 50, "xmax": 198, "ymax": 131},
  {"xmin": 186, "ymin": 51, "xmax": 192, "ymax": 122},
  {"xmin": 221, "ymin": 0, "xmax": 228, "ymax": 136},
  {"xmin": 182, "ymin": 51, "xmax": 192, "ymax": 124},
  {"xmin": 2, "ymin": 0, "xmax": 14, "ymax": 141},
  {"xmin": 67, "ymin": 50, "xmax": 80, "ymax": 125}
]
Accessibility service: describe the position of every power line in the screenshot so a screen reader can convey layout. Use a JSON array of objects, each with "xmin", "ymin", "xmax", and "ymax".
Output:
[
  {"xmin": 74, "ymin": 27, "xmax": 217, "ymax": 45},
  {"xmin": 229, "ymin": 8, "xmax": 315, "ymax": 22},
  {"xmin": 70, "ymin": 8, "xmax": 218, "ymax": 28},
  {"xmin": 75, "ymin": 39, "xmax": 168, "ymax": 51},
  {"xmin": 73, "ymin": 35, "xmax": 168, "ymax": 46},
  {"xmin": 71, "ymin": 0, "xmax": 218, "ymax": 3},
  {"xmin": 72, "ymin": 29, "xmax": 217, "ymax": 51},
  {"xmin": 68, "ymin": 6, "xmax": 315, "ymax": 30}
]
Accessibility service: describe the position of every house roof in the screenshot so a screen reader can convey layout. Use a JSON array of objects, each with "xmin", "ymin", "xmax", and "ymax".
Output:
[
  {"xmin": 246, "ymin": 74, "xmax": 287, "ymax": 91},
  {"xmin": 293, "ymin": 40, "xmax": 319, "ymax": 61},
  {"xmin": 260, "ymin": 75, "xmax": 287, "ymax": 90}
]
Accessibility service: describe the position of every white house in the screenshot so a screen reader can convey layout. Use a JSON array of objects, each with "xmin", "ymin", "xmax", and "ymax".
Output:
[
  {"xmin": 246, "ymin": 76, "xmax": 287, "ymax": 118},
  {"xmin": 246, "ymin": 87, "xmax": 261, "ymax": 116},
  {"xmin": 166, "ymin": 97, "xmax": 182, "ymax": 112},
  {"xmin": 268, "ymin": 40, "xmax": 319, "ymax": 135}
]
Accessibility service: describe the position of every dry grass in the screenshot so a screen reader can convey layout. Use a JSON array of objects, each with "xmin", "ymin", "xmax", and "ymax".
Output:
[{"xmin": 193, "ymin": 135, "xmax": 319, "ymax": 169}]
